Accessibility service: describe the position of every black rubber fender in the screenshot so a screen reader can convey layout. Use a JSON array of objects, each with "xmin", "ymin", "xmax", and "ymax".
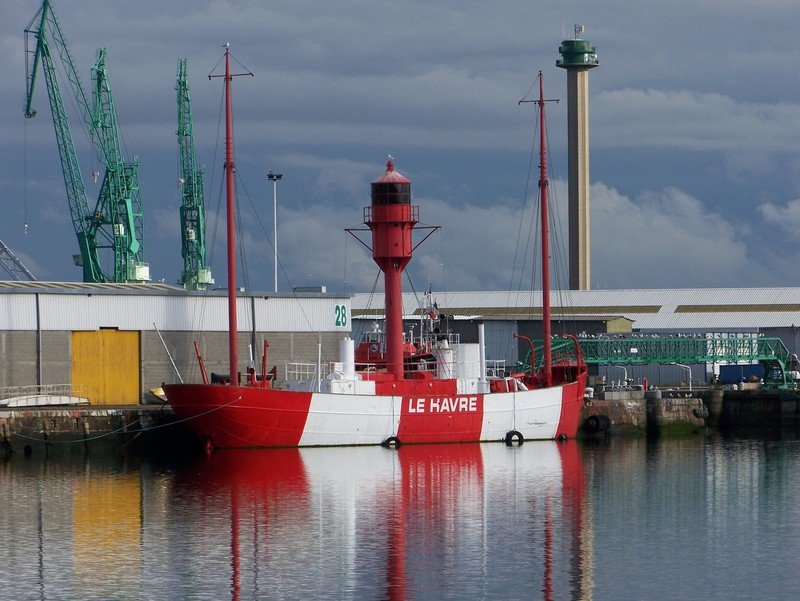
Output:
[
  {"xmin": 505, "ymin": 430, "xmax": 524, "ymax": 446},
  {"xmin": 692, "ymin": 406, "xmax": 709, "ymax": 419},
  {"xmin": 381, "ymin": 436, "xmax": 401, "ymax": 449},
  {"xmin": 584, "ymin": 415, "xmax": 601, "ymax": 432},
  {"xmin": 584, "ymin": 414, "xmax": 611, "ymax": 432}
]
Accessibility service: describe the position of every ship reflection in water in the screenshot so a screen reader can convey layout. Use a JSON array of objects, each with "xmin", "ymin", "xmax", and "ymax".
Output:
[
  {"xmin": 6, "ymin": 437, "xmax": 800, "ymax": 598},
  {"xmin": 171, "ymin": 441, "xmax": 591, "ymax": 600}
]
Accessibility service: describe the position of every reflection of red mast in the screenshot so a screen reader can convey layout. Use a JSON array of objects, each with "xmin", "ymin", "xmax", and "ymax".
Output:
[
  {"xmin": 558, "ymin": 439, "xmax": 588, "ymax": 598},
  {"xmin": 366, "ymin": 158, "xmax": 418, "ymax": 380},
  {"xmin": 543, "ymin": 494, "xmax": 553, "ymax": 601},
  {"xmin": 231, "ymin": 482, "xmax": 241, "ymax": 601},
  {"xmin": 180, "ymin": 448, "xmax": 311, "ymax": 600},
  {"xmin": 389, "ymin": 444, "xmax": 485, "ymax": 598},
  {"xmin": 386, "ymin": 489, "xmax": 406, "ymax": 601}
]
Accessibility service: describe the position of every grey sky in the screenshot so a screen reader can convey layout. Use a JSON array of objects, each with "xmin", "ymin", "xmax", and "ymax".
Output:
[{"xmin": 2, "ymin": 0, "xmax": 800, "ymax": 293}]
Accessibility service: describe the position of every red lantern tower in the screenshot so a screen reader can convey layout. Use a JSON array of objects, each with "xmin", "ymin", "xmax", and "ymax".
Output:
[{"xmin": 366, "ymin": 156, "xmax": 418, "ymax": 380}]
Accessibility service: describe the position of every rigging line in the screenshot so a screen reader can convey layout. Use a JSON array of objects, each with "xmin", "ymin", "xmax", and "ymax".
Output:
[
  {"xmin": 228, "ymin": 52, "xmax": 254, "ymax": 76},
  {"xmin": 524, "ymin": 150, "xmax": 540, "ymax": 300},
  {"xmin": 205, "ymin": 173, "xmax": 225, "ymax": 287},
  {"xmin": 543, "ymin": 121, "xmax": 574, "ymax": 328},
  {"xmin": 510, "ymin": 106, "xmax": 539, "ymax": 301},
  {"xmin": 234, "ymin": 173, "xmax": 250, "ymax": 292},
  {"xmin": 192, "ymin": 84, "xmax": 226, "ymax": 333},
  {"xmin": 10, "ymin": 395, "xmax": 245, "ymax": 444},
  {"xmin": 207, "ymin": 53, "xmax": 226, "ymax": 80},
  {"xmin": 365, "ymin": 270, "xmax": 381, "ymax": 315},
  {"xmin": 233, "ymin": 177, "xmax": 329, "ymax": 356},
  {"xmin": 517, "ymin": 77, "xmax": 539, "ymax": 106},
  {"xmin": 237, "ymin": 174, "xmax": 275, "ymax": 256},
  {"xmin": 406, "ymin": 271, "xmax": 421, "ymax": 319},
  {"xmin": 207, "ymin": 83, "xmax": 225, "ymax": 226},
  {"xmin": 435, "ymin": 225, "xmax": 449, "ymax": 309},
  {"xmin": 342, "ymin": 231, "xmax": 349, "ymax": 297},
  {"xmin": 12, "ymin": 417, "xmax": 142, "ymax": 443},
  {"xmin": 232, "ymin": 177, "xmax": 347, "ymax": 361}
]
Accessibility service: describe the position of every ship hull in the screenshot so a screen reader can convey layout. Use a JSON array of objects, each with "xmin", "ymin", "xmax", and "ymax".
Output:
[{"xmin": 163, "ymin": 375, "xmax": 586, "ymax": 448}]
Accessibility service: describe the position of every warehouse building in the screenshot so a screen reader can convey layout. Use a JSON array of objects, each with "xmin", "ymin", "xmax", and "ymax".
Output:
[
  {"xmin": 4, "ymin": 283, "xmax": 799, "ymax": 404},
  {"xmin": 0, "ymin": 281, "xmax": 350, "ymax": 404},
  {"xmin": 352, "ymin": 287, "xmax": 800, "ymax": 387}
]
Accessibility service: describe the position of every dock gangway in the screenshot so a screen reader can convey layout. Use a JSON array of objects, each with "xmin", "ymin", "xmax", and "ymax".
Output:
[{"xmin": 528, "ymin": 335, "xmax": 793, "ymax": 388}]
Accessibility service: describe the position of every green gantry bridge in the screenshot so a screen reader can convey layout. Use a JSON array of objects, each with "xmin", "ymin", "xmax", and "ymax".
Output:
[{"xmin": 537, "ymin": 335, "xmax": 795, "ymax": 388}]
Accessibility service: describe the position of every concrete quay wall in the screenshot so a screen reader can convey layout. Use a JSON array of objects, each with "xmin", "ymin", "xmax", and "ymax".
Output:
[
  {"xmin": 581, "ymin": 390, "xmax": 706, "ymax": 436},
  {"xmin": 701, "ymin": 388, "xmax": 800, "ymax": 428},
  {"xmin": 0, "ymin": 405, "xmax": 187, "ymax": 457}
]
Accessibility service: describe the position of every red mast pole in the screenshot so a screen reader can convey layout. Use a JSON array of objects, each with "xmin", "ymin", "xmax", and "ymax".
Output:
[
  {"xmin": 223, "ymin": 45, "xmax": 238, "ymax": 386},
  {"xmin": 538, "ymin": 71, "xmax": 553, "ymax": 387}
]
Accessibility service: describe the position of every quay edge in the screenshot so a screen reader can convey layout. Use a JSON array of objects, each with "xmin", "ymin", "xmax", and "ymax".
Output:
[{"xmin": 0, "ymin": 405, "xmax": 195, "ymax": 458}]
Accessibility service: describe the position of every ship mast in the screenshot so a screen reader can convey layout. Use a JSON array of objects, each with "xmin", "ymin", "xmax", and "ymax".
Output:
[
  {"xmin": 519, "ymin": 71, "xmax": 557, "ymax": 385},
  {"xmin": 535, "ymin": 72, "xmax": 555, "ymax": 386},
  {"xmin": 209, "ymin": 44, "xmax": 252, "ymax": 386},
  {"xmin": 224, "ymin": 46, "xmax": 238, "ymax": 386}
]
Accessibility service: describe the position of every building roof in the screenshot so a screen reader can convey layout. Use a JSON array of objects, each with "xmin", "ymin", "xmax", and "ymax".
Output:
[
  {"xmin": 352, "ymin": 288, "xmax": 800, "ymax": 331},
  {"xmin": 0, "ymin": 280, "xmax": 343, "ymax": 298}
]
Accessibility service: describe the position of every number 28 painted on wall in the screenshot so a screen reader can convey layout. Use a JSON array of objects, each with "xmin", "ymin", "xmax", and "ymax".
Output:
[{"xmin": 334, "ymin": 304, "xmax": 348, "ymax": 328}]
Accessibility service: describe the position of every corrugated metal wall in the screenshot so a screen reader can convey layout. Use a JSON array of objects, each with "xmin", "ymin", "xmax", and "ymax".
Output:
[
  {"xmin": 0, "ymin": 294, "xmax": 37, "ymax": 329},
  {"xmin": 0, "ymin": 290, "xmax": 351, "ymax": 401},
  {"xmin": 0, "ymin": 293, "xmax": 351, "ymax": 333}
]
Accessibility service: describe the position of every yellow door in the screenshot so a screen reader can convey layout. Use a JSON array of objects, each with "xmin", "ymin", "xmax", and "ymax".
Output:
[{"xmin": 72, "ymin": 329, "xmax": 140, "ymax": 405}]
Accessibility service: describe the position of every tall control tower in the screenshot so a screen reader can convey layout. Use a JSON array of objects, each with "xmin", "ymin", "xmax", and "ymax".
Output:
[{"xmin": 557, "ymin": 25, "xmax": 598, "ymax": 291}]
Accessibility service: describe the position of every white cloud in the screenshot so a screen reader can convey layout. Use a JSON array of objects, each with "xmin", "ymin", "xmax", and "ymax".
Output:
[
  {"xmin": 591, "ymin": 183, "xmax": 758, "ymax": 288},
  {"xmin": 593, "ymin": 89, "xmax": 800, "ymax": 152},
  {"xmin": 216, "ymin": 174, "xmax": 762, "ymax": 293},
  {"xmin": 6, "ymin": 0, "xmax": 800, "ymax": 291},
  {"xmin": 759, "ymin": 199, "xmax": 800, "ymax": 237}
]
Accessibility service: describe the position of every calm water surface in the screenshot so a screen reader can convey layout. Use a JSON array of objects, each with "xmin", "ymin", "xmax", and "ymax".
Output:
[{"xmin": 2, "ymin": 435, "xmax": 800, "ymax": 600}]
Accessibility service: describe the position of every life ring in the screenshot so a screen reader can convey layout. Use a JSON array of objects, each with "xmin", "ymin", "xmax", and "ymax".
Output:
[
  {"xmin": 505, "ymin": 430, "xmax": 524, "ymax": 446},
  {"xmin": 381, "ymin": 436, "xmax": 401, "ymax": 448}
]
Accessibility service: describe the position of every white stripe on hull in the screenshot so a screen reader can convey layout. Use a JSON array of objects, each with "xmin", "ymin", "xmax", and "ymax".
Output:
[
  {"xmin": 298, "ymin": 385, "xmax": 566, "ymax": 446},
  {"xmin": 299, "ymin": 393, "xmax": 401, "ymax": 446},
  {"xmin": 481, "ymin": 386, "xmax": 562, "ymax": 441}
]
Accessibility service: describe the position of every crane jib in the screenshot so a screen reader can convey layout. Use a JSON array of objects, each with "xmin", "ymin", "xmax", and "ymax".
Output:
[{"xmin": 23, "ymin": 0, "xmax": 149, "ymax": 283}]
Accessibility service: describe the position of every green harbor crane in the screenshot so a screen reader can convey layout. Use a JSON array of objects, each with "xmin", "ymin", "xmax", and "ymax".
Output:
[
  {"xmin": 24, "ymin": 0, "xmax": 149, "ymax": 283},
  {"xmin": 176, "ymin": 59, "xmax": 212, "ymax": 290}
]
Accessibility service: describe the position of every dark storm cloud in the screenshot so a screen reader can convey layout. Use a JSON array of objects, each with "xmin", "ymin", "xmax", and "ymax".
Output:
[{"xmin": 3, "ymin": 0, "xmax": 800, "ymax": 289}]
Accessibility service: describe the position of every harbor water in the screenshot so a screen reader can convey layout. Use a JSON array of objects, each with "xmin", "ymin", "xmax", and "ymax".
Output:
[{"xmin": 2, "ymin": 434, "xmax": 800, "ymax": 600}]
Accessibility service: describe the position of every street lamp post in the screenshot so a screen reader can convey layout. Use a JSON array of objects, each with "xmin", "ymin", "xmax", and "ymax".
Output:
[
  {"xmin": 267, "ymin": 170, "xmax": 282, "ymax": 293},
  {"xmin": 607, "ymin": 365, "xmax": 628, "ymax": 388}
]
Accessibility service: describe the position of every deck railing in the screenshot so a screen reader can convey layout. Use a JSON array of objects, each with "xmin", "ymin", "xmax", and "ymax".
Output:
[{"xmin": 0, "ymin": 383, "xmax": 85, "ymax": 400}]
